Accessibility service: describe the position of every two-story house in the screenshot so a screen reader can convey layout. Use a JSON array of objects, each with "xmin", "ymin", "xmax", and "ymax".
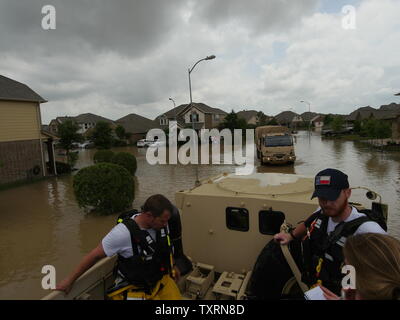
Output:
[
  {"xmin": 0, "ymin": 75, "xmax": 57, "ymax": 185},
  {"xmin": 156, "ymin": 102, "xmax": 227, "ymax": 131},
  {"xmin": 49, "ymin": 113, "xmax": 115, "ymax": 137}
]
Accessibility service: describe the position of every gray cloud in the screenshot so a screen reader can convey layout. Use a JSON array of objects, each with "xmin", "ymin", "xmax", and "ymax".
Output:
[{"xmin": 190, "ymin": 0, "xmax": 318, "ymax": 34}]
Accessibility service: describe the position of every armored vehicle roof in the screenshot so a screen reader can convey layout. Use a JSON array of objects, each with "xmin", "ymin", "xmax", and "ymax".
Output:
[{"xmin": 177, "ymin": 172, "xmax": 317, "ymax": 205}]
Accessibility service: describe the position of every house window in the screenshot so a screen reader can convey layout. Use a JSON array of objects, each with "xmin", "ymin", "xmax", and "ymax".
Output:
[
  {"xmin": 226, "ymin": 207, "xmax": 249, "ymax": 232},
  {"xmin": 259, "ymin": 209, "xmax": 285, "ymax": 235},
  {"xmin": 190, "ymin": 112, "xmax": 199, "ymax": 123},
  {"xmin": 84, "ymin": 123, "xmax": 88, "ymax": 129},
  {"xmin": 160, "ymin": 118, "xmax": 168, "ymax": 125},
  {"xmin": 213, "ymin": 114, "xmax": 220, "ymax": 121}
]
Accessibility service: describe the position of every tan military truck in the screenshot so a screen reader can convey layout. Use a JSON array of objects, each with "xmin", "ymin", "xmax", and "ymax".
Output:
[
  {"xmin": 255, "ymin": 126, "xmax": 296, "ymax": 165},
  {"xmin": 42, "ymin": 172, "xmax": 387, "ymax": 300}
]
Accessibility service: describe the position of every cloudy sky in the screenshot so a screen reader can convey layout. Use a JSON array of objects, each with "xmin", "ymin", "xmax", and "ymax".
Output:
[{"xmin": 1, "ymin": 0, "xmax": 399, "ymax": 124}]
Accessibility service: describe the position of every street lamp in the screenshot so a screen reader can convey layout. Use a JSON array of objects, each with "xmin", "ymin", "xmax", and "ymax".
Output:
[
  {"xmin": 169, "ymin": 97, "xmax": 176, "ymax": 120},
  {"xmin": 300, "ymin": 100, "xmax": 311, "ymax": 134},
  {"xmin": 188, "ymin": 55, "xmax": 216, "ymax": 186}
]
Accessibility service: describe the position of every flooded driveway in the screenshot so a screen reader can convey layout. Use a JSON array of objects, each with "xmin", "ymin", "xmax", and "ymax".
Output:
[{"xmin": 0, "ymin": 130, "xmax": 399, "ymax": 299}]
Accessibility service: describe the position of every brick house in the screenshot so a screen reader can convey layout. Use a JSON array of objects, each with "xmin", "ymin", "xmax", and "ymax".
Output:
[
  {"xmin": 116, "ymin": 113, "xmax": 158, "ymax": 143},
  {"xmin": 0, "ymin": 75, "xmax": 56, "ymax": 185},
  {"xmin": 156, "ymin": 102, "xmax": 227, "ymax": 131}
]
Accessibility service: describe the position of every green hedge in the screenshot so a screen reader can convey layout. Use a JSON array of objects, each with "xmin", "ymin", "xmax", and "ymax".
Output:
[
  {"xmin": 93, "ymin": 150, "xmax": 114, "ymax": 164},
  {"xmin": 73, "ymin": 163, "xmax": 134, "ymax": 214},
  {"xmin": 111, "ymin": 152, "xmax": 137, "ymax": 175}
]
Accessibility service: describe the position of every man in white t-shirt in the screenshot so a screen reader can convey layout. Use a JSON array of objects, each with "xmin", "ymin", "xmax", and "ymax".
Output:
[
  {"xmin": 56, "ymin": 194, "xmax": 181, "ymax": 299},
  {"xmin": 274, "ymin": 168, "xmax": 386, "ymax": 294}
]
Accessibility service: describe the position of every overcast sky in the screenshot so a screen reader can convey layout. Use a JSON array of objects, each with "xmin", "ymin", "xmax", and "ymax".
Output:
[{"xmin": 1, "ymin": 0, "xmax": 399, "ymax": 124}]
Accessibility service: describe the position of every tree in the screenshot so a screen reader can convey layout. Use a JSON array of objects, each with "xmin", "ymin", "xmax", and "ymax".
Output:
[
  {"xmin": 353, "ymin": 120, "xmax": 362, "ymax": 134},
  {"xmin": 115, "ymin": 125, "xmax": 126, "ymax": 140},
  {"xmin": 218, "ymin": 110, "xmax": 247, "ymax": 132},
  {"xmin": 256, "ymin": 112, "xmax": 268, "ymax": 126},
  {"xmin": 58, "ymin": 120, "xmax": 84, "ymax": 167},
  {"xmin": 375, "ymin": 121, "xmax": 391, "ymax": 139},
  {"xmin": 267, "ymin": 118, "xmax": 278, "ymax": 125},
  {"xmin": 89, "ymin": 121, "xmax": 114, "ymax": 149},
  {"xmin": 324, "ymin": 114, "xmax": 334, "ymax": 127},
  {"xmin": 331, "ymin": 116, "xmax": 344, "ymax": 132}
]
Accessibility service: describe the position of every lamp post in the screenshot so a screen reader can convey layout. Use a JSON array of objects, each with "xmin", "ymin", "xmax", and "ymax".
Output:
[
  {"xmin": 300, "ymin": 100, "xmax": 311, "ymax": 134},
  {"xmin": 169, "ymin": 97, "xmax": 176, "ymax": 121},
  {"xmin": 188, "ymin": 55, "xmax": 216, "ymax": 186}
]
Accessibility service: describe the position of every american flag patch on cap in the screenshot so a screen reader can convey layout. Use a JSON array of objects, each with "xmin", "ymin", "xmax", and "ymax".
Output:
[{"xmin": 316, "ymin": 176, "xmax": 331, "ymax": 185}]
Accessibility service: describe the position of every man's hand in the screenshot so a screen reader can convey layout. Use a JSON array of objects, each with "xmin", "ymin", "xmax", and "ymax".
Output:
[
  {"xmin": 320, "ymin": 285, "xmax": 341, "ymax": 300},
  {"xmin": 55, "ymin": 278, "xmax": 73, "ymax": 295},
  {"xmin": 273, "ymin": 232, "xmax": 293, "ymax": 245},
  {"xmin": 172, "ymin": 265, "xmax": 181, "ymax": 282}
]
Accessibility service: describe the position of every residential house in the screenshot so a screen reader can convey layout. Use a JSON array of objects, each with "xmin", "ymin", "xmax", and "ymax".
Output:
[
  {"xmin": 155, "ymin": 104, "xmax": 188, "ymax": 130},
  {"xmin": 156, "ymin": 102, "xmax": 227, "ymax": 131},
  {"xmin": 48, "ymin": 116, "xmax": 75, "ymax": 135},
  {"xmin": 345, "ymin": 104, "xmax": 400, "ymax": 138},
  {"xmin": 74, "ymin": 113, "xmax": 115, "ymax": 136},
  {"xmin": 116, "ymin": 113, "xmax": 158, "ymax": 143},
  {"xmin": 0, "ymin": 75, "xmax": 57, "ymax": 185},
  {"xmin": 274, "ymin": 111, "xmax": 299, "ymax": 127},
  {"xmin": 237, "ymin": 110, "xmax": 259, "ymax": 125},
  {"xmin": 311, "ymin": 115, "xmax": 324, "ymax": 129},
  {"xmin": 48, "ymin": 113, "xmax": 115, "ymax": 137}
]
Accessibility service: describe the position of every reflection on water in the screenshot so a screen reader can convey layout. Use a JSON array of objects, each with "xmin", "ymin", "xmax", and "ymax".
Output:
[{"xmin": 0, "ymin": 130, "xmax": 399, "ymax": 299}]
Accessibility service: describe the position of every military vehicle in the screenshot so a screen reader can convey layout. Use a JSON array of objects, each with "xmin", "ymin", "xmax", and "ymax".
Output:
[
  {"xmin": 255, "ymin": 126, "xmax": 296, "ymax": 165},
  {"xmin": 42, "ymin": 172, "xmax": 387, "ymax": 300}
]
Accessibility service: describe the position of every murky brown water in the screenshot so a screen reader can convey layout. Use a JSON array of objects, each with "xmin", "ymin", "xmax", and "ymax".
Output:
[{"xmin": 1, "ymin": 130, "xmax": 399, "ymax": 299}]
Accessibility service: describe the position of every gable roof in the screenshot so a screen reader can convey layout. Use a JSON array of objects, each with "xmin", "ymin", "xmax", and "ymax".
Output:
[
  {"xmin": 0, "ymin": 75, "xmax": 47, "ymax": 103},
  {"xmin": 237, "ymin": 110, "xmax": 259, "ymax": 122},
  {"xmin": 346, "ymin": 106, "xmax": 376, "ymax": 121},
  {"xmin": 116, "ymin": 113, "xmax": 158, "ymax": 133},
  {"xmin": 74, "ymin": 113, "xmax": 114, "ymax": 124},
  {"xmin": 274, "ymin": 111, "xmax": 299, "ymax": 123},
  {"xmin": 300, "ymin": 111, "xmax": 319, "ymax": 121},
  {"xmin": 379, "ymin": 102, "xmax": 400, "ymax": 111},
  {"xmin": 178, "ymin": 102, "xmax": 228, "ymax": 116}
]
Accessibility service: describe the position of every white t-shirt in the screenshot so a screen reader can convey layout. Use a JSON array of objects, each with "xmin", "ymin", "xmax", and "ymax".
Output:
[
  {"xmin": 102, "ymin": 214, "xmax": 158, "ymax": 258},
  {"xmin": 326, "ymin": 206, "xmax": 386, "ymax": 235}
]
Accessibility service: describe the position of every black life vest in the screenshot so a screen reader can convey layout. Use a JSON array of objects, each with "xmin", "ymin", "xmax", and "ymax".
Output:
[
  {"xmin": 301, "ymin": 209, "xmax": 371, "ymax": 294},
  {"xmin": 116, "ymin": 217, "xmax": 172, "ymax": 291}
]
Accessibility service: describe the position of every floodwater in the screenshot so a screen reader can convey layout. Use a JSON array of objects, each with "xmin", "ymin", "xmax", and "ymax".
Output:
[{"xmin": 0, "ymin": 130, "xmax": 399, "ymax": 299}]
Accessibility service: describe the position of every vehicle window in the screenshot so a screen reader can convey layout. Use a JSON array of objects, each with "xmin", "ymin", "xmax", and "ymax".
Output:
[
  {"xmin": 226, "ymin": 207, "xmax": 249, "ymax": 232},
  {"xmin": 259, "ymin": 209, "xmax": 285, "ymax": 235},
  {"xmin": 264, "ymin": 135, "xmax": 293, "ymax": 147}
]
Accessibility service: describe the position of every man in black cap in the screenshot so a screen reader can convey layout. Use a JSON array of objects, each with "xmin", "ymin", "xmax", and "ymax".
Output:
[{"xmin": 274, "ymin": 168, "xmax": 386, "ymax": 295}]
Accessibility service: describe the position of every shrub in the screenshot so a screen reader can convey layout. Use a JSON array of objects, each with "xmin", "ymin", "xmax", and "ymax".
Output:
[
  {"xmin": 111, "ymin": 152, "xmax": 137, "ymax": 175},
  {"xmin": 73, "ymin": 163, "xmax": 134, "ymax": 214},
  {"xmin": 93, "ymin": 150, "xmax": 114, "ymax": 163}
]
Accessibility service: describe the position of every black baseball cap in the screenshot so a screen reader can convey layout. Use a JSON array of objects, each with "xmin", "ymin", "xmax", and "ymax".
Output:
[{"xmin": 311, "ymin": 168, "xmax": 349, "ymax": 201}]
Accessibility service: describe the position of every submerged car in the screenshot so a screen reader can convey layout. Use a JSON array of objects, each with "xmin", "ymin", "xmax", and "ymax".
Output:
[{"xmin": 137, "ymin": 139, "xmax": 156, "ymax": 147}]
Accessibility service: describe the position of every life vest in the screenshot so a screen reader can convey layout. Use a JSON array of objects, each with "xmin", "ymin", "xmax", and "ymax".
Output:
[
  {"xmin": 116, "ymin": 217, "xmax": 173, "ymax": 292},
  {"xmin": 301, "ymin": 209, "xmax": 371, "ymax": 294}
]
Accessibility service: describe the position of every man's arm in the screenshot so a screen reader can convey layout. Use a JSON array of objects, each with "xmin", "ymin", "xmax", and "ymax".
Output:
[
  {"xmin": 274, "ymin": 222, "xmax": 307, "ymax": 245},
  {"xmin": 56, "ymin": 243, "xmax": 107, "ymax": 294}
]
